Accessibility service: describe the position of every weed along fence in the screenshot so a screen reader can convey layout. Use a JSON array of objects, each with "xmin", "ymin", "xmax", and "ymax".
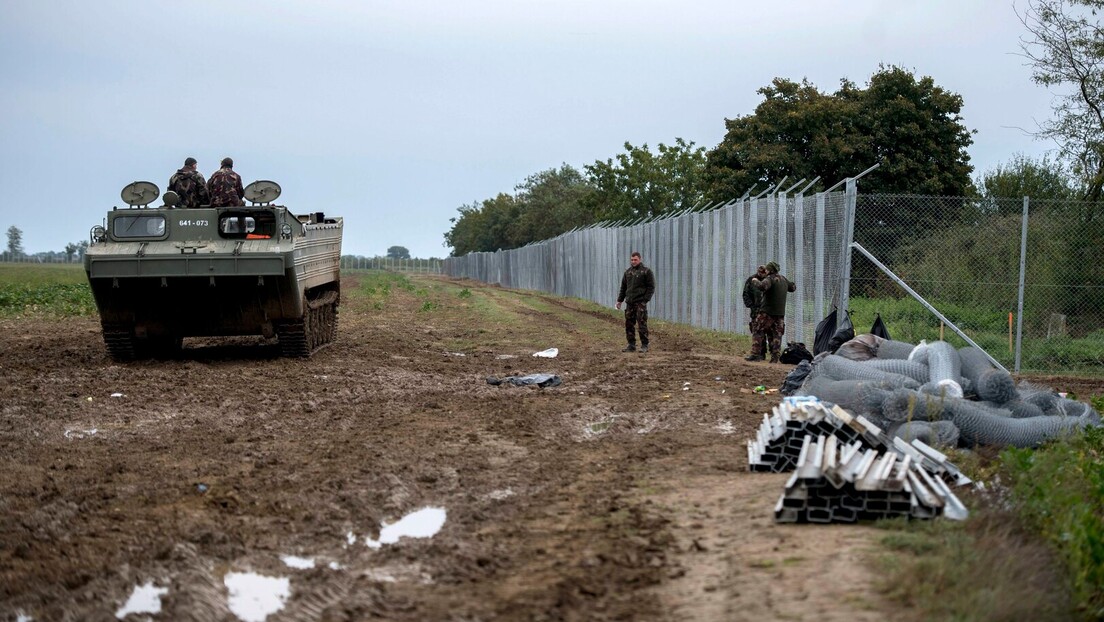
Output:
[{"xmin": 446, "ymin": 184, "xmax": 1104, "ymax": 376}]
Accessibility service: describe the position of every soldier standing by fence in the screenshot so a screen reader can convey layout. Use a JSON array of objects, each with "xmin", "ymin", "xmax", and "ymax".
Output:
[
  {"xmin": 616, "ymin": 251, "xmax": 655, "ymax": 353},
  {"xmin": 746, "ymin": 261, "xmax": 795, "ymax": 363},
  {"xmin": 742, "ymin": 264, "xmax": 767, "ymax": 333}
]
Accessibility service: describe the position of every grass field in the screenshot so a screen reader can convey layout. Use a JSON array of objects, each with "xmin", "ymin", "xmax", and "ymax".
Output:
[{"xmin": 0, "ymin": 263, "xmax": 95, "ymax": 317}]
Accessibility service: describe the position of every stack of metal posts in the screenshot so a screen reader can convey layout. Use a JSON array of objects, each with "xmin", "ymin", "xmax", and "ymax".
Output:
[{"xmin": 748, "ymin": 398, "xmax": 970, "ymax": 523}]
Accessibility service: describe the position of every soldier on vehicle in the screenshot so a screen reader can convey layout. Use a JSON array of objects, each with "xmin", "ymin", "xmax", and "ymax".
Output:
[
  {"xmin": 167, "ymin": 157, "xmax": 210, "ymax": 209},
  {"xmin": 741, "ymin": 264, "xmax": 768, "ymax": 333},
  {"xmin": 208, "ymin": 157, "xmax": 245, "ymax": 207},
  {"xmin": 615, "ymin": 251, "xmax": 656, "ymax": 353},
  {"xmin": 745, "ymin": 261, "xmax": 796, "ymax": 363}
]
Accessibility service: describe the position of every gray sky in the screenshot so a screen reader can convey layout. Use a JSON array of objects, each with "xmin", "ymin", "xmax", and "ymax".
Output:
[{"xmin": 1, "ymin": 0, "xmax": 1057, "ymax": 258}]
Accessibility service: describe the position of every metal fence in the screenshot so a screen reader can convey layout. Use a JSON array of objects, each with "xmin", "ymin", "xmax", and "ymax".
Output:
[
  {"xmin": 850, "ymin": 195, "xmax": 1104, "ymax": 375},
  {"xmin": 446, "ymin": 186, "xmax": 1104, "ymax": 376},
  {"xmin": 340, "ymin": 257, "xmax": 443, "ymax": 273},
  {"xmin": 445, "ymin": 184, "xmax": 854, "ymax": 345}
]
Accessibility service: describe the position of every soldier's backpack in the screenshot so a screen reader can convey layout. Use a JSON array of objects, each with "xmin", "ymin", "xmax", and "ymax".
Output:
[{"xmin": 741, "ymin": 276, "xmax": 757, "ymax": 308}]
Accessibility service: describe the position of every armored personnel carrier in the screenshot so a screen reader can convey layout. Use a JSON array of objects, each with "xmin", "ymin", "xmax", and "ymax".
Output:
[{"xmin": 84, "ymin": 180, "xmax": 342, "ymax": 360}]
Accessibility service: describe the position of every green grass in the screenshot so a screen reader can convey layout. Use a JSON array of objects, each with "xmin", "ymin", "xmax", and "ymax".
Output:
[
  {"xmin": 848, "ymin": 296, "xmax": 1104, "ymax": 376},
  {"xmin": 875, "ymin": 398, "xmax": 1103, "ymax": 621},
  {"xmin": 1002, "ymin": 418, "xmax": 1104, "ymax": 619},
  {"xmin": 0, "ymin": 264, "xmax": 95, "ymax": 317}
]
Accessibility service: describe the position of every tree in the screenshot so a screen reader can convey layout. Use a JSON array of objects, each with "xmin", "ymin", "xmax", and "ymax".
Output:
[
  {"xmin": 443, "ymin": 194, "xmax": 523, "ymax": 256},
  {"xmin": 507, "ymin": 164, "xmax": 596, "ymax": 243},
  {"xmin": 1019, "ymin": 0, "xmax": 1104, "ymax": 202},
  {"xmin": 585, "ymin": 138, "xmax": 707, "ymax": 221},
  {"xmin": 64, "ymin": 242, "xmax": 79, "ymax": 262},
  {"xmin": 6, "ymin": 226, "xmax": 24, "ymax": 257},
  {"xmin": 386, "ymin": 245, "xmax": 411, "ymax": 260},
  {"xmin": 705, "ymin": 66, "xmax": 975, "ymax": 199}
]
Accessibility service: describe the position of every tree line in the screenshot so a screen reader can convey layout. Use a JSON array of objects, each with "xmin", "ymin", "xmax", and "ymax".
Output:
[
  {"xmin": 2, "ymin": 226, "xmax": 89, "ymax": 263},
  {"xmin": 444, "ymin": 0, "xmax": 1104, "ymax": 256}
]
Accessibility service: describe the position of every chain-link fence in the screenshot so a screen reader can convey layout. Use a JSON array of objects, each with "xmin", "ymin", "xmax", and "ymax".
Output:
[
  {"xmin": 851, "ymin": 194, "xmax": 1104, "ymax": 375},
  {"xmin": 340, "ymin": 257, "xmax": 443, "ymax": 273},
  {"xmin": 446, "ymin": 189, "xmax": 852, "ymax": 344}
]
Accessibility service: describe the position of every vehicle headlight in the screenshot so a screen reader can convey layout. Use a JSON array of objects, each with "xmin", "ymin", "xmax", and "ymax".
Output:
[
  {"xmin": 92, "ymin": 225, "xmax": 107, "ymax": 243},
  {"xmin": 280, "ymin": 223, "xmax": 293, "ymax": 239}
]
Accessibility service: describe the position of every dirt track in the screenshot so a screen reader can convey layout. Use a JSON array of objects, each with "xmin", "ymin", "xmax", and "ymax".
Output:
[{"xmin": 3, "ymin": 274, "xmax": 1098, "ymax": 621}]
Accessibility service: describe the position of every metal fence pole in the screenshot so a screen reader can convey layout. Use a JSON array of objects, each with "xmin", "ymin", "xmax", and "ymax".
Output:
[
  {"xmin": 840, "ymin": 179, "xmax": 857, "ymax": 312},
  {"xmin": 1015, "ymin": 196, "xmax": 1029, "ymax": 373}
]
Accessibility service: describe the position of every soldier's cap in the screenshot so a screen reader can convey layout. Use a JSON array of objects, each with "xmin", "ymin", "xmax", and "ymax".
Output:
[
  {"xmin": 221, "ymin": 157, "xmax": 233, "ymax": 168},
  {"xmin": 766, "ymin": 261, "xmax": 780, "ymax": 273},
  {"xmin": 184, "ymin": 157, "xmax": 197, "ymax": 166}
]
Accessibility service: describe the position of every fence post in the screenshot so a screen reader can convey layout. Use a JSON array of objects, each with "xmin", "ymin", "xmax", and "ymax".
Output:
[
  {"xmin": 794, "ymin": 193, "xmax": 806, "ymax": 343},
  {"xmin": 1015, "ymin": 196, "xmax": 1029, "ymax": 373},
  {"xmin": 840, "ymin": 179, "xmax": 857, "ymax": 313}
]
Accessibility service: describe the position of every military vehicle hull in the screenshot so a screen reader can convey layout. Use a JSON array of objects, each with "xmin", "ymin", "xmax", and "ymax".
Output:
[{"xmin": 85, "ymin": 205, "xmax": 342, "ymax": 360}]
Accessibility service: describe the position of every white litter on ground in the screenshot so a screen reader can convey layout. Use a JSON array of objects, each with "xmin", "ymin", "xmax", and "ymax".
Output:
[
  {"xmin": 224, "ymin": 572, "xmax": 290, "ymax": 622},
  {"xmin": 346, "ymin": 532, "xmax": 356, "ymax": 546},
  {"xmin": 364, "ymin": 507, "xmax": 447, "ymax": 549},
  {"xmin": 494, "ymin": 354, "xmax": 517, "ymax": 360},
  {"xmin": 64, "ymin": 428, "xmax": 98, "ymax": 440},
  {"xmin": 715, "ymin": 421, "xmax": 736, "ymax": 435},
  {"xmin": 280, "ymin": 555, "xmax": 315, "ymax": 569},
  {"xmin": 110, "ymin": 392, "xmax": 125, "ymax": 398},
  {"xmin": 115, "ymin": 581, "xmax": 168, "ymax": 618},
  {"xmin": 16, "ymin": 611, "xmax": 33, "ymax": 622},
  {"xmin": 532, "ymin": 348, "xmax": 559, "ymax": 358},
  {"xmin": 487, "ymin": 488, "xmax": 515, "ymax": 500},
  {"xmin": 328, "ymin": 561, "xmax": 342, "ymax": 570}
]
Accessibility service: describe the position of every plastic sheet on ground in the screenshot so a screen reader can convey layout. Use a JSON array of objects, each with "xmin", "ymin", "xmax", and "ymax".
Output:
[
  {"xmin": 486, "ymin": 374, "xmax": 562, "ymax": 388},
  {"xmin": 532, "ymin": 348, "xmax": 559, "ymax": 358}
]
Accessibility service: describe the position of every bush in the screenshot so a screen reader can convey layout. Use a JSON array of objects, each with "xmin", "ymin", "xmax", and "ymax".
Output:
[{"xmin": 1002, "ymin": 423, "xmax": 1104, "ymax": 618}]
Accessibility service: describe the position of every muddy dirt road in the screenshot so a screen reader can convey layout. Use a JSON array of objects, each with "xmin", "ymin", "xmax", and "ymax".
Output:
[{"xmin": 3, "ymin": 274, "xmax": 1098, "ymax": 620}]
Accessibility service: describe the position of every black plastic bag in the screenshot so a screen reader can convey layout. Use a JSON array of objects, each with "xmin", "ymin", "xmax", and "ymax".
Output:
[
  {"xmin": 813, "ymin": 308, "xmax": 838, "ymax": 355},
  {"xmin": 779, "ymin": 342, "xmax": 813, "ymax": 365},
  {"xmin": 871, "ymin": 313, "xmax": 891, "ymax": 340},
  {"xmin": 780, "ymin": 360, "xmax": 814, "ymax": 395},
  {"xmin": 827, "ymin": 309, "xmax": 855, "ymax": 353},
  {"xmin": 815, "ymin": 307, "xmax": 856, "ymax": 355}
]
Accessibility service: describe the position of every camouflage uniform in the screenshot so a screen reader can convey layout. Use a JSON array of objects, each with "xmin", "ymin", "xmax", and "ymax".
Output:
[
  {"xmin": 208, "ymin": 167, "xmax": 245, "ymax": 207},
  {"xmin": 617, "ymin": 262, "xmax": 656, "ymax": 349},
  {"xmin": 747, "ymin": 268, "xmax": 795, "ymax": 362},
  {"xmin": 168, "ymin": 168, "xmax": 209, "ymax": 209},
  {"xmin": 751, "ymin": 313, "xmax": 786, "ymax": 362},
  {"xmin": 742, "ymin": 271, "xmax": 764, "ymax": 332}
]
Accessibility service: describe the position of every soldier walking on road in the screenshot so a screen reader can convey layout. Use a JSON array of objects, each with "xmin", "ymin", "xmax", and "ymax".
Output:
[
  {"xmin": 741, "ymin": 264, "xmax": 767, "ymax": 333},
  {"xmin": 208, "ymin": 157, "xmax": 245, "ymax": 207},
  {"xmin": 167, "ymin": 157, "xmax": 209, "ymax": 208},
  {"xmin": 745, "ymin": 261, "xmax": 795, "ymax": 363},
  {"xmin": 616, "ymin": 251, "xmax": 656, "ymax": 353}
]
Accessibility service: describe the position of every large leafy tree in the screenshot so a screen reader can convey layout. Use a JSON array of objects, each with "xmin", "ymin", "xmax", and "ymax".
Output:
[
  {"xmin": 507, "ymin": 165, "xmax": 596, "ymax": 243},
  {"xmin": 386, "ymin": 245, "xmax": 411, "ymax": 259},
  {"xmin": 443, "ymin": 193, "xmax": 522, "ymax": 256},
  {"xmin": 584, "ymin": 138, "xmax": 707, "ymax": 221},
  {"xmin": 443, "ymin": 165, "xmax": 596, "ymax": 255},
  {"xmin": 705, "ymin": 66, "xmax": 974, "ymax": 198},
  {"xmin": 1020, "ymin": 0, "xmax": 1104, "ymax": 203},
  {"xmin": 974, "ymin": 153, "xmax": 1078, "ymax": 203}
]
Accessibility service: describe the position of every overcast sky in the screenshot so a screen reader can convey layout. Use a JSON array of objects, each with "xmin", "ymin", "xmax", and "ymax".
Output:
[{"xmin": 0, "ymin": 0, "xmax": 1058, "ymax": 258}]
